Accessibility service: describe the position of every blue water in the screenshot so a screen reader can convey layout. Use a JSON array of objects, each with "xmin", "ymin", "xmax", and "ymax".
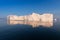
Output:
[{"xmin": 0, "ymin": 21, "xmax": 60, "ymax": 40}]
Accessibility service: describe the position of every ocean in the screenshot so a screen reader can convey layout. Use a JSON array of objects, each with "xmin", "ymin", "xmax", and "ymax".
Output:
[{"xmin": 0, "ymin": 20, "xmax": 60, "ymax": 40}]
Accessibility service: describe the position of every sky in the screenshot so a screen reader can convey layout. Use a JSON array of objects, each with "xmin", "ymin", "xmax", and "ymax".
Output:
[{"xmin": 0, "ymin": 0, "xmax": 60, "ymax": 17}]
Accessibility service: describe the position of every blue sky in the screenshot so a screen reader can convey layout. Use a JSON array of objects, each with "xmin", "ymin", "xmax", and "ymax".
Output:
[{"xmin": 0, "ymin": 0, "xmax": 60, "ymax": 17}]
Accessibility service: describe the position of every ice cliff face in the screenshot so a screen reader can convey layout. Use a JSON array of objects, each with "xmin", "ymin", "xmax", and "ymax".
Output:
[{"xmin": 7, "ymin": 13, "xmax": 53, "ymax": 22}]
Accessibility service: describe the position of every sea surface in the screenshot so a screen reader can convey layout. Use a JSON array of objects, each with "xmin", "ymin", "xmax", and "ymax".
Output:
[{"xmin": 0, "ymin": 20, "xmax": 60, "ymax": 40}]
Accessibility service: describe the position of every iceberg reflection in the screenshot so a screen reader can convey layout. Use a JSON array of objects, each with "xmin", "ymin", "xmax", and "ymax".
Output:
[{"xmin": 7, "ymin": 20, "xmax": 53, "ymax": 28}]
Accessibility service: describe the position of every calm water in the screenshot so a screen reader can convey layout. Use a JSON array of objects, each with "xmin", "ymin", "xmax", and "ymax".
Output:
[{"xmin": 0, "ymin": 20, "xmax": 60, "ymax": 40}]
